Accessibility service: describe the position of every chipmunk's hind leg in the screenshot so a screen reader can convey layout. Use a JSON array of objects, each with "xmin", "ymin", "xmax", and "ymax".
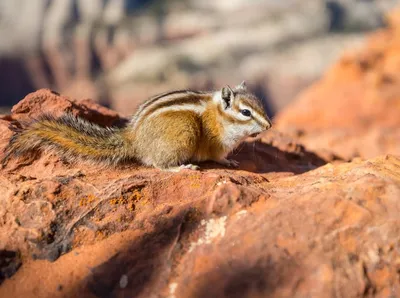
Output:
[
  {"xmin": 135, "ymin": 111, "xmax": 201, "ymax": 171},
  {"xmin": 163, "ymin": 164, "xmax": 200, "ymax": 172}
]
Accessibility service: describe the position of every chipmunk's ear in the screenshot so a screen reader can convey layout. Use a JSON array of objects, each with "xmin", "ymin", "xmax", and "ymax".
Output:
[
  {"xmin": 221, "ymin": 86, "xmax": 234, "ymax": 109},
  {"xmin": 235, "ymin": 81, "xmax": 247, "ymax": 91}
]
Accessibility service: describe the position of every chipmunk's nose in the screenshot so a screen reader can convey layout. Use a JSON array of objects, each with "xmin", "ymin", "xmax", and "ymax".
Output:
[{"xmin": 265, "ymin": 119, "xmax": 272, "ymax": 130}]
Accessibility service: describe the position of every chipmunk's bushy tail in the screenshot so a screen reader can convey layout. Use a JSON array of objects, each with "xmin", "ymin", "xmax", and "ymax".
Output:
[{"xmin": 2, "ymin": 114, "xmax": 134, "ymax": 166}]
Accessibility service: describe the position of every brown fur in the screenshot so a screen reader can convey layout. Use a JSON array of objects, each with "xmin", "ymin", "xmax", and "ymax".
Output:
[
  {"xmin": 133, "ymin": 110, "xmax": 201, "ymax": 168},
  {"xmin": 197, "ymin": 105, "xmax": 226, "ymax": 160}
]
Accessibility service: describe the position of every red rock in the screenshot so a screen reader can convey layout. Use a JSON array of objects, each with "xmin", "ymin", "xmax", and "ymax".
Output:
[{"xmin": 10, "ymin": 88, "xmax": 121, "ymax": 127}]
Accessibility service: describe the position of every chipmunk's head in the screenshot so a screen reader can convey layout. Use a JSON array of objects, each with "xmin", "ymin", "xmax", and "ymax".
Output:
[{"xmin": 216, "ymin": 81, "xmax": 272, "ymax": 140}]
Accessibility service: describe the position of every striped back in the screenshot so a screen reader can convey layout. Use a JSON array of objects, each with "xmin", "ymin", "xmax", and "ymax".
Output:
[{"xmin": 130, "ymin": 90, "xmax": 212, "ymax": 128}]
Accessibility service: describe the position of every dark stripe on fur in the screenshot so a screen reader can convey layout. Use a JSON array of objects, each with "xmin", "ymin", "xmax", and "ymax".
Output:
[
  {"xmin": 141, "ymin": 94, "xmax": 206, "ymax": 118},
  {"xmin": 133, "ymin": 90, "xmax": 207, "ymax": 119}
]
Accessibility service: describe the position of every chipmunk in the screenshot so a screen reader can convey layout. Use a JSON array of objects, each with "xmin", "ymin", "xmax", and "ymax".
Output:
[{"xmin": 2, "ymin": 82, "xmax": 272, "ymax": 171}]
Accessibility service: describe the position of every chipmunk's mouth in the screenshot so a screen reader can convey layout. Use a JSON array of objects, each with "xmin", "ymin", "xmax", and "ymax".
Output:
[{"xmin": 250, "ymin": 132, "xmax": 260, "ymax": 138}]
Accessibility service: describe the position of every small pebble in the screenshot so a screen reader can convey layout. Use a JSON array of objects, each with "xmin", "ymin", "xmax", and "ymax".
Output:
[{"xmin": 119, "ymin": 274, "xmax": 128, "ymax": 288}]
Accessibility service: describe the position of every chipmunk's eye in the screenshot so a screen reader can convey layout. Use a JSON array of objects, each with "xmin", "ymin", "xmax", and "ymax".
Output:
[{"xmin": 240, "ymin": 109, "xmax": 251, "ymax": 117}]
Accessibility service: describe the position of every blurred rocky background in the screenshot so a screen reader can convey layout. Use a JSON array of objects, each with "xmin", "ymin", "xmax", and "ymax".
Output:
[{"xmin": 0, "ymin": 0, "xmax": 398, "ymax": 116}]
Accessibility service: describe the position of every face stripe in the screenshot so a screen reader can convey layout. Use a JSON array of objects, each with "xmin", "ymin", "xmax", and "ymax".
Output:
[
  {"xmin": 253, "ymin": 112, "xmax": 269, "ymax": 127},
  {"xmin": 240, "ymin": 97, "xmax": 265, "ymax": 116},
  {"xmin": 236, "ymin": 93, "xmax": 271, "ymax": 128},
  {"xmin": 217, "ymin": 104, "xmax": 249, "ymax": 124}
]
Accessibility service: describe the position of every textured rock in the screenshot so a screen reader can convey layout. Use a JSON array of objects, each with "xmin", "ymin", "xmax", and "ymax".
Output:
[
  {"xmin": 9, "ymin": 89, "xmax": 121, "ymax": 127},
  {"xmin": 276, "ymin": 8, "xmax": 400, "ymax": 160},
  {"xmin": 1, "ymin": 89, "xmax": 400, "ymax": 297}
]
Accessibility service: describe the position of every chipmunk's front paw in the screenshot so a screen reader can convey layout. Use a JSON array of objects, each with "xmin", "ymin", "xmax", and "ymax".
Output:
[
  {"xmin": 216, "ymin": 158, "xmax": 240, "ymax": 168},
  {"xmin": 226, "ymin": 159, "xmax": 240, "ymax": 168}
]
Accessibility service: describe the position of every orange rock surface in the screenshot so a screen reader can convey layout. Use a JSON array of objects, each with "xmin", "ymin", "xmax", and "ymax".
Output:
[{"xmin": 276, "ymin": 9, "xmax": 400, "ymax": 160}]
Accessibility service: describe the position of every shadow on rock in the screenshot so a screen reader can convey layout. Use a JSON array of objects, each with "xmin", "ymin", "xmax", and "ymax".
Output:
[
  {"xmin": 77, "ymin": 207, "xmax": 203, "ymax": 298},
  {"xmin": 0, "ymin": 250, "xmax": 22, "ymax": 285},
  {"xmin": 192, "ymin": 256, "xmax": 300, "ymax": 298},
  {"xmin": 202, "ymin": 130, "xmax": 330, "ymax": 174}
]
